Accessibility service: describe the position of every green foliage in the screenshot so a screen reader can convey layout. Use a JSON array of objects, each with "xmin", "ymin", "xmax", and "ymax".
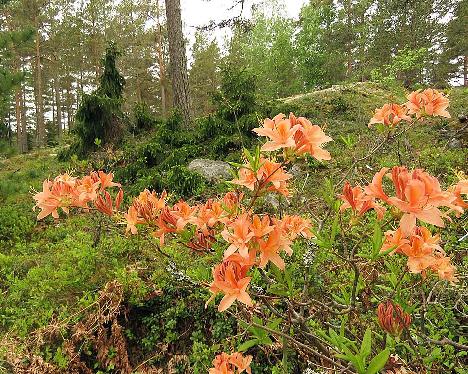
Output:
[
  {"xmin": 225, "ymin": 3, "xmax": 301, "ymax": 98},
  {"xmin": 166, "ymin": 165, "xmax": 205, "ymax": 199},
  {"xmin": 371, "ymin": 48, "xmax": 429, "ymax": 88},
  {"xmin": 0, "ymin": 204, "xmax": 34, "ymax": 246},
  {"xmin": 132, "ymin": 102, "xmax": 162, "ymax": 134},
  {"xmin": 189, "ymin": 31, "xmax": 221, "ymax": 117},
  {"xmin": 212, "ymin": 64, "xmax": 258, "ymax": 121},
  {"xmin": 322, "ymin": 327, "xmax": 390, "ymax": 374},
  {"xmin": 0, "ymin": 139, "xmax": 16, "ymax": 158},
  {"xmin": 71, "ymin": 43, "xmax": 126, "ymax": 156}
]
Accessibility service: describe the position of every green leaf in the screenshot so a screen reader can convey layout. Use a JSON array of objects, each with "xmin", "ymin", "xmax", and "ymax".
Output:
[
  {"xmin": 267, "ymin": 318, "xmax": 283, "ymax": 331},
  {"xmin": 330, "ymin": 211, "xmax": 340, "ymax": 246},
  {"xmin": 360, "ymin": 328, "xmax": 372, "ymax": 360},
  {"xmin": 377, "ymin": 245, "xmax": 396, "ymax": 258},
  {"xmin": 366, "ymin": 348, "xmax": 390, "ymax": 374},
  {"xmin": 372, "ymin": 220, "xmax": 382, "ymax": 259},
  {"xmin": 267, "ymin": 283, "xmax": 289, "ymax": 297},
  {"xmin": 238, "ymin": 338, "xmax": 259, "ymax": 352},
  {"xmin": 284, "ymin": 267, "xmax": 293, "ymax": 293}
]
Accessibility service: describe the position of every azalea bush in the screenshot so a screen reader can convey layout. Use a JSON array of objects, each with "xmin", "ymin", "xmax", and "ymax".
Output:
[{"xmin": 31, "ymin": 88, "xmax": 467, "ymax": 372}]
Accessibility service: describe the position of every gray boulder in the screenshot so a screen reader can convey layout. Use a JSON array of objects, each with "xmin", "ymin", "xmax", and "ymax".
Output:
[{"xmin": 188, "ymin": 159, "xmax": 233, "ymax": 182}]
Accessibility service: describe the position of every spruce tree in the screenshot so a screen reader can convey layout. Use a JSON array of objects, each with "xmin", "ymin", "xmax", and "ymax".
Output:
[{"xmin": 73, "ymin": 42, "xmax": 125, "ymax": 156}]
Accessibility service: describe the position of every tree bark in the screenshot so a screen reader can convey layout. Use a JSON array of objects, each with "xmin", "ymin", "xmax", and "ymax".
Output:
[
  {"xmin": 20, "ymin": 84, "xmax": 28, "ymax": 152},
  {"xmin": 15, "ymin": 89, "xmax": 22, "ymax": 152},
  {"xmin": 165, "ymin": 0, "xmax": 191, "ymax": 126},
  {"xmin": 156, "ymin": 0, "xmax": 168, "ymax": 117},
  {"xmin": 55, "ymin": 76, "xmax": 62, "ymax": 139},
  {"xmin": 464, "ymin": 55, "xmax": 467, "ymax": 87},
  {"xmin": 34, "ymin": 25, "xmax": 45, "ymax": 147},
  {"xmin": 66, "ymin": 80, "xmax": 73, "ymax": 132}
]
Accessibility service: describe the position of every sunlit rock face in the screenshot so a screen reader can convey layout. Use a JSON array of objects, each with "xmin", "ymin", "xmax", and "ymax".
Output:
[{"xmin": 188, "ymin": 158, "xmax": 233, "ymax": 182}]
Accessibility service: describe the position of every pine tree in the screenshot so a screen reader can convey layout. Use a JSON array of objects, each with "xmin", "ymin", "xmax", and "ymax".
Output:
[
  {"xmin": 165, "ymin": 0, "xmax": 191, "ymax": 127},
  {"xmin": 189, "ymin": 31, "xmax": 221, "ymax": 116},
  {"xmin": 0, "ymin": 1, "xmax": 33, "ymax": 148},
  {"xmin": 444, "ymin": 0, "xmax": 468, "ymax": 86}
]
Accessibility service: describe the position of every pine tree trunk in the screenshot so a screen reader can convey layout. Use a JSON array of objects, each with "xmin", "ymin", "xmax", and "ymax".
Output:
[
  {"xmin": 464, "ymin": 55, "xmax": 467, "ymax": 87},
  {"xmin": 34, "ymin": 27, "xmax": 45, "ymax": 147},
  {"xmin": 165, "ymin": 0, "xmax": 191, "ymax": 127},
  {"xmin": 156, "ymin": 26, "xmax": 168, "ymax": 117},
  {"xmin": 55, "ymin": 76, "xmax": 62, "ymax": 139},
  {"xmin": 15, "ymin": 89, "xmax": 22, "ymax": 153},
  {"xmin": 345, "ymin": 0, "xmax": 353, "ymax": 77},
  {"xmin": 66, "ymin": 81, "xmax": 73, "ymax": 132},
  {"xmin": 21, "ymin": 84, "xmax": 28, "ymax": 152},
  {"xmin": 156, "ymin": 0, "xmax": 168, "ymax": 117}
]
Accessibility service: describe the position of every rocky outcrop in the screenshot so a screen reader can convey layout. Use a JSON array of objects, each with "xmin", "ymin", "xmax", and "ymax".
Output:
[{"xmin": 188, "ymin": 159, "xmax": 233, "ymax": 182}]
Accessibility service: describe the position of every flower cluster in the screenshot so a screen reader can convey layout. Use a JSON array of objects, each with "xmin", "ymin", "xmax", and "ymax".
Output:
[
  {"xmin": 368, "ymin": 103, "xmax": 411, "ymax": 128},
  {"xmin": 382, "ymin": 226, "xmax": 457, "ymax": 282},
  {"xmin": 253, "ymin": 112, "xmax": 332, "ymax": 160},
  {"xmin": 339, "ymin": 181, "xmax": 386, "ymax": 220},
  {"xmin": 365, "ymin": 167, "xmax": 462, "ymax": 234},
  {"xmin": 33, "ymin": 171, "xmax": 122, "ymax": 220},
  {"xmin": 122, "ymin": 186, "xmax": 313, "ymax": 311},
  {"xmin": 406, "ymin": 88, "xmax": 451, "ymax": 119},
  {"xmin": 207, "ymin": 213, "xmax": 312, "ymax": 311},
  {"xmin": 209, "ymin": 351, "xmax": 252, "ymax": 374},
  {"xmin": 377, "ymin": 300, "xmax": 411, "ymax": 336},
  {"xmin": 369, "ymin": 89, "xmax": 450, "ymax": 127},
  {"xmin": 232, "ymin": 157, "xmax": 292, "ymax": 196},
  {"xmin": 341, "ymin": 167, "xmax": 464, "ymax": 281}
]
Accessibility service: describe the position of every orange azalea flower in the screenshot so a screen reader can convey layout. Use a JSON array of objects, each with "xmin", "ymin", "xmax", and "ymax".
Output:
[
  {"xmin": 221, "ymin": 214, "xmax": 255, "ymax": 258},
  {"xmin": 232, "ymin": 167, "xmax": 258, "ymax": 191},
  {"xmin": 449, "ymin": 179, "xmax": 468, "ymax": 215},
  {"xmin": 190, "ymin": 203, "xmax": 216, "ymax": 234},
  {"xmin": 55, "ymin": 173, "xmax": 77, "ymax": 188},
  {"xmin": 186, "ymin": 229, "xmax": 216, "ymax": 253},
  {"xmin": 209, "ymin": 352, "xmax": 231, "ymax": 374},
  {"xmin": 381, "ymin": 227, "xmax": 409, "ymax": 255},
  {"xmin": 97, "ymin": 170, "xmax": 121, "ymax": 191},
  {"xmin": 368, "ymin": 103, "xmax": 411, "ymax": 128},
  {"xmin": 95, "ymin": 189, "xmax": 123, "ymax": 216},
  {"xmin": 172, "ymin": 200, "xmax": 197, "ymax": 231},
  {"xmin": 387, "ymin": 168, "xmax": 457, "ymax": 235},
  {"xmin": 339, "ymin": 182, "xmax": 386, "ymax": 219},
  {"xmin": 274, "ymin": 214, "xmax": 313, "ymax": 240},
  {"xmin": 229, "ymin": 352, "xmax": 253, "ymax": 373},
  {"xmin": 258, "ymin": 227, "xmax": 292, "ymax": 270},
  {"xmin": 367, "ymin": 167, "xmax": 458, "ymax": 235},
  {"xmin": 382, "ymin": 226, "xmax": 457, "ymax": 282},
  {"xmin": 209, "ymin": 351, "xmax": 252, "ymax": 374},
  {"xmin": 133, "ymin": 190, "xmax": 167, "ymax": 223},
  {"xmin": 406, "ymin": 89, "xmax": 450, "ymax": 119},
  {"xmin": 232, "ymin": 157, "xmax": 292, "ymax": 196},
  {"xmin": 154, "ymin": 206, "xmax": 182, "ymax": 245},
  {"xmin": 253, "ymin": 113, "xmax": 300, "ymax": 151},
  {"xmin": 250, "ymin": 214, "xmax": 274, "ymax": 238},
  {"xmin": 76, "ymin": 175, "xmax": 100, "ymax": 205},
  {"xmin": 401, "ymin": 227, "xmax": 441, "ymax": 274},
  {"xmin": 293, "ymin": 116, "xmax": 332, "ymax": 160},
  {"xmin": 364, "ymin": 167, "xmax": 389, "ymax": 201},
  {"xmin": 431, "ymin": 255, "xmax": 457, "ymax": 283},
  {"xmin": 260, "ymin": 157, "xmax": 293, "ymax": 196},
  {"xmin": 208, "ymin": 200, "xmax": 227, "ymax": 225},
  {"xmin": 124, "ymin": 205, "xmax": 140, "ymax": 235},
  {"xmin": 33, "ymin": 180, "xmax": 73, "ymax": 219},
  {"xmin": 222, "ymin": 191, "xmax": 243, "ymax": 214},
  {"xmin": 207, "ymin": 254, "xmax": 253, "ymax": 312}
]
